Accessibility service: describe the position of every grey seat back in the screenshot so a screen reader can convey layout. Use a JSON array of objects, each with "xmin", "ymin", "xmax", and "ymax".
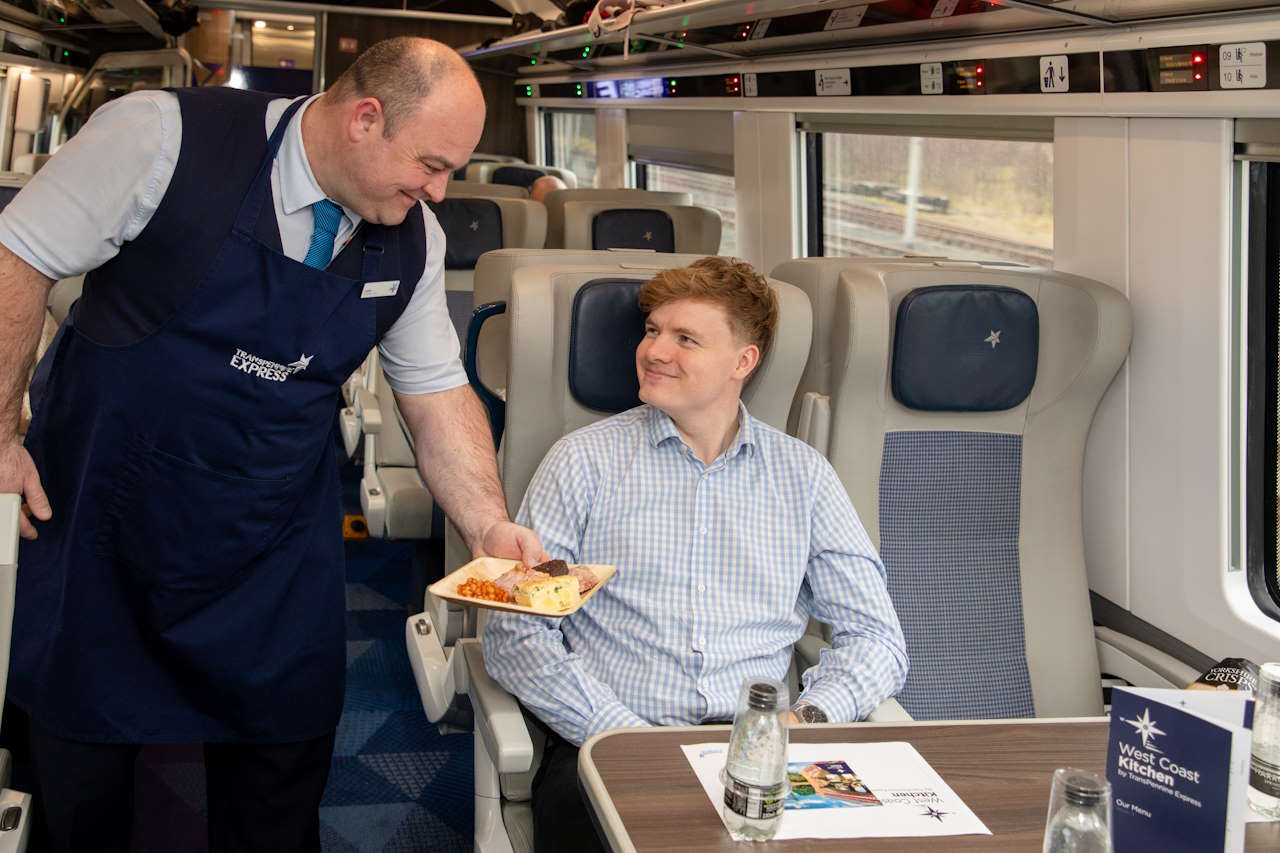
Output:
[
  {"xmin": 501, "ymin": 264, "xmax": 811, "ymax": 515},
  {"xmin": 447, "ymin": 180, "xmax": 529, "ymax": 200},
  {"xmin": 819, "ymin": 260, "xmax": 1130, "ymax": 720},
  {"xmin": 561, "ymin": 201, "xmax": 721, "ymax": 255},
  {"xmin": 541, "ymin": 188, "xmax": 691, "ymax": 249}
]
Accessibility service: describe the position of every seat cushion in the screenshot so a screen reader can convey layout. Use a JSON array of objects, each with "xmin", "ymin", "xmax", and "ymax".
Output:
[
  {"xmin": 567, "ymin": 278, "xmax": 645, "ymax": 413},
  {"xmin": 429, "ymin": 199, "xmax": 503, "ymax": 270},
  {"xmin": 591, "ymin": 209, "xmax": 675, "ymax": 252},
  {"xmin": 878, "ymin": 430, "xmax": 1034, "ymax": 720},
  {"xmin": 492, "ymin": 165, "xmax": 547, "ymax": 189},
  {"xmin": 892, "ymin": 285, "xmax": 1038, "ymax": 411}
]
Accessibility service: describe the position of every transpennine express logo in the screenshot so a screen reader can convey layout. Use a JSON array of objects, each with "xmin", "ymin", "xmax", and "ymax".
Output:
[
  {"xmin": 230, "ymin": 350, "xmax": 314, "ymax": 383},
  {"xmin": 1123, "ymin": 707, "xmax": 1167, "ymax": 753}
]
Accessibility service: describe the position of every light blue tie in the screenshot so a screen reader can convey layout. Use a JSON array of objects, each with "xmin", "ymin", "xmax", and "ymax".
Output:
[{"xmin": 302, "ymin": 199, "xmax": 343, "ymax": 269}]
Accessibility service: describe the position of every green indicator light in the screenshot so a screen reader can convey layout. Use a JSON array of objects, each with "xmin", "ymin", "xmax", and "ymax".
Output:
[
  {"xmin": 525, "ymin": 85, "xmax": 532, "ymax": 95},
  {"xmin": 582, "ymin": 47, "xmax": 589, "ymax": 57},
  {"xmin": 62, "ymin": 49, "xmax": 68, "ymax": 57},
  {"xmin": 58, "ymin": 16, "xmax": 64, "ymax": 22}
]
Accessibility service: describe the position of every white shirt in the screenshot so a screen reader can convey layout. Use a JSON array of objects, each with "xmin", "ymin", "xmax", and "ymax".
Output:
[{"xmin": 0, "ymin": 91, "xmax": 466, "ymax": 396}]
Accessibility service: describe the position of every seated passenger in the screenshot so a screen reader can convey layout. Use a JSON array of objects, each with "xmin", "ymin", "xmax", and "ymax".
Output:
[
  {"xmin": 482, "ymin": 257, "xmax": 908, "ymax": 853},
  {"xmin": 528, "ymin": 173, "xmax": 567, "ymax": 204}
]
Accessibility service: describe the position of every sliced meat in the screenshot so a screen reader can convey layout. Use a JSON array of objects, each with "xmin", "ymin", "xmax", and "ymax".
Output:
[
  {"xmin": 568, "ymin": 565, "xmax": 598, "ymax": 593},
  {"xmin": 493, "ymin": 566, "xmax": 547, "ymax": 597}
]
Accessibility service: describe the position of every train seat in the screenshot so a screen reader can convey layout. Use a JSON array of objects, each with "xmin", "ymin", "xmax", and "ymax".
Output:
[
  {"xmin": 358, "ymin": 349, "xmax": 435, "ymax": 540},
  {"xmin": 456, "ymin": 262, "xmax": 813, "ymax": 853},
  {"xmin": 789, "ymin": 258, "xmax": 1167, "ymax": 720},
  {"xmin": 447, "ymin": 180, "xmax": 530, "ymax": 200},
  {"xmin": 561, "ymin": 200, "xmax": 721, "ymax": 254},
  {"xmin": 466, "ymin": 162, "xmax": 578, "ymax": 189},
  {"xmin": 428, "ymin": 197, "xmax": 547, "ymax": 298},
  {"xmin": 453, "ymin": 152, "xmax": 526, "ymax": 180},
  {"xmin": 539, "ymin": 188, "xmax": 691, "ymax": 249},
  {"xmin": 772, "ymin": 256, "xmax": 965, "ymax": 436}
]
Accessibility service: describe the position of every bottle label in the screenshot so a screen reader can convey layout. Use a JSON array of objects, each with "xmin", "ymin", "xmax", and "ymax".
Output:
[
  {"xmin": 1251, "ymin": 754, "xmax": 1280, "ymax": 798},
  {"xmin": 723, "ymin": 776, "xmax": 784, "ymax": 821}
]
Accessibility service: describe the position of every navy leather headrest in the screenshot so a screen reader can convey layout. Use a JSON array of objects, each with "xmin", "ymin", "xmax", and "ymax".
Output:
[
  {"xmin": 429, "ymin": 199, "xmax": 503, "ymax": 270},
  {"xmin": 892, "ymin": 285, "xmax": 1039, "ymax": 411},
  {"xmin": 568, "ymin": 278, "xmax": 645, "ymax": 413},
  {"xmin": 492, "ymin": 165, "xmax": 546, "ymax": 188},
  {"xmin": 592, "ymin": 209, "xmax": 675, "ymax": 252}
]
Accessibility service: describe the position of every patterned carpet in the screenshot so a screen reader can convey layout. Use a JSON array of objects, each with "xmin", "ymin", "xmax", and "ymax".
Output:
[{"xmin": 126, "ymin": 475, "xmax": 473, "ymax": 851}]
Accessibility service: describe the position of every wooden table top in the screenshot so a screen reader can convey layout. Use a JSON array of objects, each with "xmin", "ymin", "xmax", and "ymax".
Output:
[{"xmin": 580, "ymin": 719, "xmax": 1280, "ymax": 852}]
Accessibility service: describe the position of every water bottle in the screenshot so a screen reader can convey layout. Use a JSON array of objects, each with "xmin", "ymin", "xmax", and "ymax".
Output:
[
  {"xmin": 1248, "ymin": 662, "xmax": 1280, "ymax": 818},
  {"xmin": 721, "ymin": 678, "xmax": 790, "ymax": 842},
  {"xmin": 1042, "ymin": 768, "xmax": 1113, "ymax": 853}
]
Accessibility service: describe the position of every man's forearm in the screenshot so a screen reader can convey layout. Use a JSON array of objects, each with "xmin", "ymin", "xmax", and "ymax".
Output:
[
  {"xmin": 394, "ymin": 384, "xmax": 509, "ymax": 552},
  {"xmin": 0, "ymin": 245, "xmax": 54, "ymax": 438}
]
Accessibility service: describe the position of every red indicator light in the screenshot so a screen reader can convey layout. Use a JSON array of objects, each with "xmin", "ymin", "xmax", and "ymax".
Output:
[
  {"xmin": 1194, "ymin": 72, "xmax": 1203, "ymax": 80},
  {"xmin": 977, "ymin": 81, "xmax": 983, "ymax": 87},
  {"xmin": 1193, "ymin": 54, "xmax": 1204, "ymax": 64},
  {"xmin": 976, "ymin": 65, "xmax": 984, "ymax": 74}
]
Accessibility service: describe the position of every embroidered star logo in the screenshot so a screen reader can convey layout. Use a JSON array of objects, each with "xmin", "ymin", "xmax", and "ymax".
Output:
[
  {"xmin": 921, "ymin": 807, "xmax": 949, "ymax": 822},
  {"xmin": 287, "ymin": 354, "xmax": 313, "ymax": 374},
  {"xmin": 1123, "ymin": 707, "xmax": 1166, "ymax": 752},
  {"xmin": 984, "ymin": 330, "xmax": 1002, "ymax": 349},
  {"xmin": 642, "ymin": 231, "xmax": 653, "ymax": 242},
  {"xmin": 469, "ymin": 220, "xmax": 480, "ymax": 232}
]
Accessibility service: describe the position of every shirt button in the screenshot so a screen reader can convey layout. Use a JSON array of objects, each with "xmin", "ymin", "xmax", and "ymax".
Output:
[
  {"xmin": 697, "ymin": 583, "xmax": 706, "ymax": 593},
  {"xmin": 699, "ymin": 526, "xmax": 708, "ymax": 535}
]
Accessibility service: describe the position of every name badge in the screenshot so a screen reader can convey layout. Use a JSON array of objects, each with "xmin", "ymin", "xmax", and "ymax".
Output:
[{"xmin": 361, "ymin": 280, "xmax": 400, "ymax": 299}]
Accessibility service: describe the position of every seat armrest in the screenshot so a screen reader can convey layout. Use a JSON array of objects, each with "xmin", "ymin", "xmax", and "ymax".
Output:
[
  {"xmin": 797, "ymin": 392, "xmax": 831, "ymax": 454},
  {"xmin": 1095, "ymin": 625, "xmax": 1201, "ymax": 689},
  {"xmin": 460, "ymin": 639, "xmax": 534, "ymax": 775},
  {"xmin": 865, "ymin": 697, "xmax": 912, "ymax": 722},
  {"xmin": 356, "ymin": 388, "xmax": 381, "ymax": 434}
]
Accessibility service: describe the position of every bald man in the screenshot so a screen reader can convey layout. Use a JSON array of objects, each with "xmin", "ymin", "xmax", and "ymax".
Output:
[
  {"xmin": 529, "ymin": 173, "xmax": 568, "ymax": 204},
  {"xmin": 0, "ymin": 37, "xmax": 545, "ymax": 853}
]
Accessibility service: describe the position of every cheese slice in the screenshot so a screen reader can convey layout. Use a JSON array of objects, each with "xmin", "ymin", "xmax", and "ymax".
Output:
[{"xmin": 514, "ymin": 575, "xmax": 580, "ymax": 611}]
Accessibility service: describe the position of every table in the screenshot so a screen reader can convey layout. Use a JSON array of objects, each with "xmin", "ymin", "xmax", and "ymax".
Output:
[{"xmin": 578, "ymin": 718, "xmax": 1280, "ymax": 852}]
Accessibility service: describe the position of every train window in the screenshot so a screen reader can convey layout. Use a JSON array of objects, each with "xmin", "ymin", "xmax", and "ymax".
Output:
[
  {"xmin": 633, "ymin": 162, "xmax": 737, "ymax": 256},
  {"xmin": 545, "ymin": 109, "xmax": 596, "ymax": 186},
  {"xmin": 805, "ymin": 131, "xmax": 1053, "ymax": 266},
  {"xmin": 1246, "ymin": 160, "xmax": 1280, "ymax": 619}
]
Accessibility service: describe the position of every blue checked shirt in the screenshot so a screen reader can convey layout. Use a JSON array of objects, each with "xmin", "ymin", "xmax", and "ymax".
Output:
[{"xmin": 482, "ymin": 403, "xmax": 908, "ymax": 747}]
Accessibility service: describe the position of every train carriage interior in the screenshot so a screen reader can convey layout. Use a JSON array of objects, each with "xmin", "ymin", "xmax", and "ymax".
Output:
[{"xmin": 0, "ymin": 0, "xmax": 1279, "ymax": 850}]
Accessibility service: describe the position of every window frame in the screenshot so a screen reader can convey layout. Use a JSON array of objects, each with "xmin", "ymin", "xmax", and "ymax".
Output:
[
  {"xmin": 801, "ymin": 127, "xmax": 1054, "ymax": 266},
  {"xmin": 1245, "ymin": 160, "xmax": 1280, "ymax": 620}
]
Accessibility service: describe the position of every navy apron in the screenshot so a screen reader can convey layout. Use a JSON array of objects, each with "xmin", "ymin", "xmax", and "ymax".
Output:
[{"xmin": 13, "ymin": 92, "xmax": 422, "ymax": 743}]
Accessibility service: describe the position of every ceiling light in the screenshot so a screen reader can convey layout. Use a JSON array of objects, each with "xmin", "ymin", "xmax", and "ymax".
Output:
[
  {"xmin": 253, "ymin": 20, "xmax": 266, "ymax": 29},
  {"xmin": 287, "ymin": 24, "xmax": 294, "ymax": 30}
]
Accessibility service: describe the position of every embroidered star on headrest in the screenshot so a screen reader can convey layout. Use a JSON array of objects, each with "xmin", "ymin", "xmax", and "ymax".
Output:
[
  {"xmin": 643, "ymin": 231, "xmax": 653, "ymax": 241},
  {"xmin": 469, "ymin": 220, "xmax": 480, "ymax": 232},
  {"xmin": 984, "ymin": 330, "xmax": 1001, "ymax": 349}
]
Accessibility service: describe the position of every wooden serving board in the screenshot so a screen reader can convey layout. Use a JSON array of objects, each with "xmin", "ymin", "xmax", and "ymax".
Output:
[{"xmin": 427, "ymin": 556, "xmax": 616, "ymax": 617}]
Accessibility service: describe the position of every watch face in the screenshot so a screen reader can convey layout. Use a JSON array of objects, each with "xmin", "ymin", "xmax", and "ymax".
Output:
[{"xmin": 798, "ymin": 704, "xmax": 827, "ymax": 724}]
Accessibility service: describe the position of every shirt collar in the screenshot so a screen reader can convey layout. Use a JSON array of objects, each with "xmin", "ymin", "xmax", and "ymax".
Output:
[
  {"xmin": 644, "ymin": 401, "xmax": 757, "ymax": 460},
  {"xmin": 275, "ymin": 95, "xmax": 360, "ymax": 226}
]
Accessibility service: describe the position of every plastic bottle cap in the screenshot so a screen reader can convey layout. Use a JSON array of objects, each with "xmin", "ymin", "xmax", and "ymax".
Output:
[
  {"xmin": 747, "ymin": 682, "xmax": 778, "ymax": 711},
  {"xmin": 1063, "ymin": 775, "xmax": 1105, "ymax": 807}
]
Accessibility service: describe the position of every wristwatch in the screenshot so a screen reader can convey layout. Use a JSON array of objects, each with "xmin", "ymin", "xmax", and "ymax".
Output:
[{"xmin": 792, "ymin": 702, "xmax": 828, "ymax": 724}]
